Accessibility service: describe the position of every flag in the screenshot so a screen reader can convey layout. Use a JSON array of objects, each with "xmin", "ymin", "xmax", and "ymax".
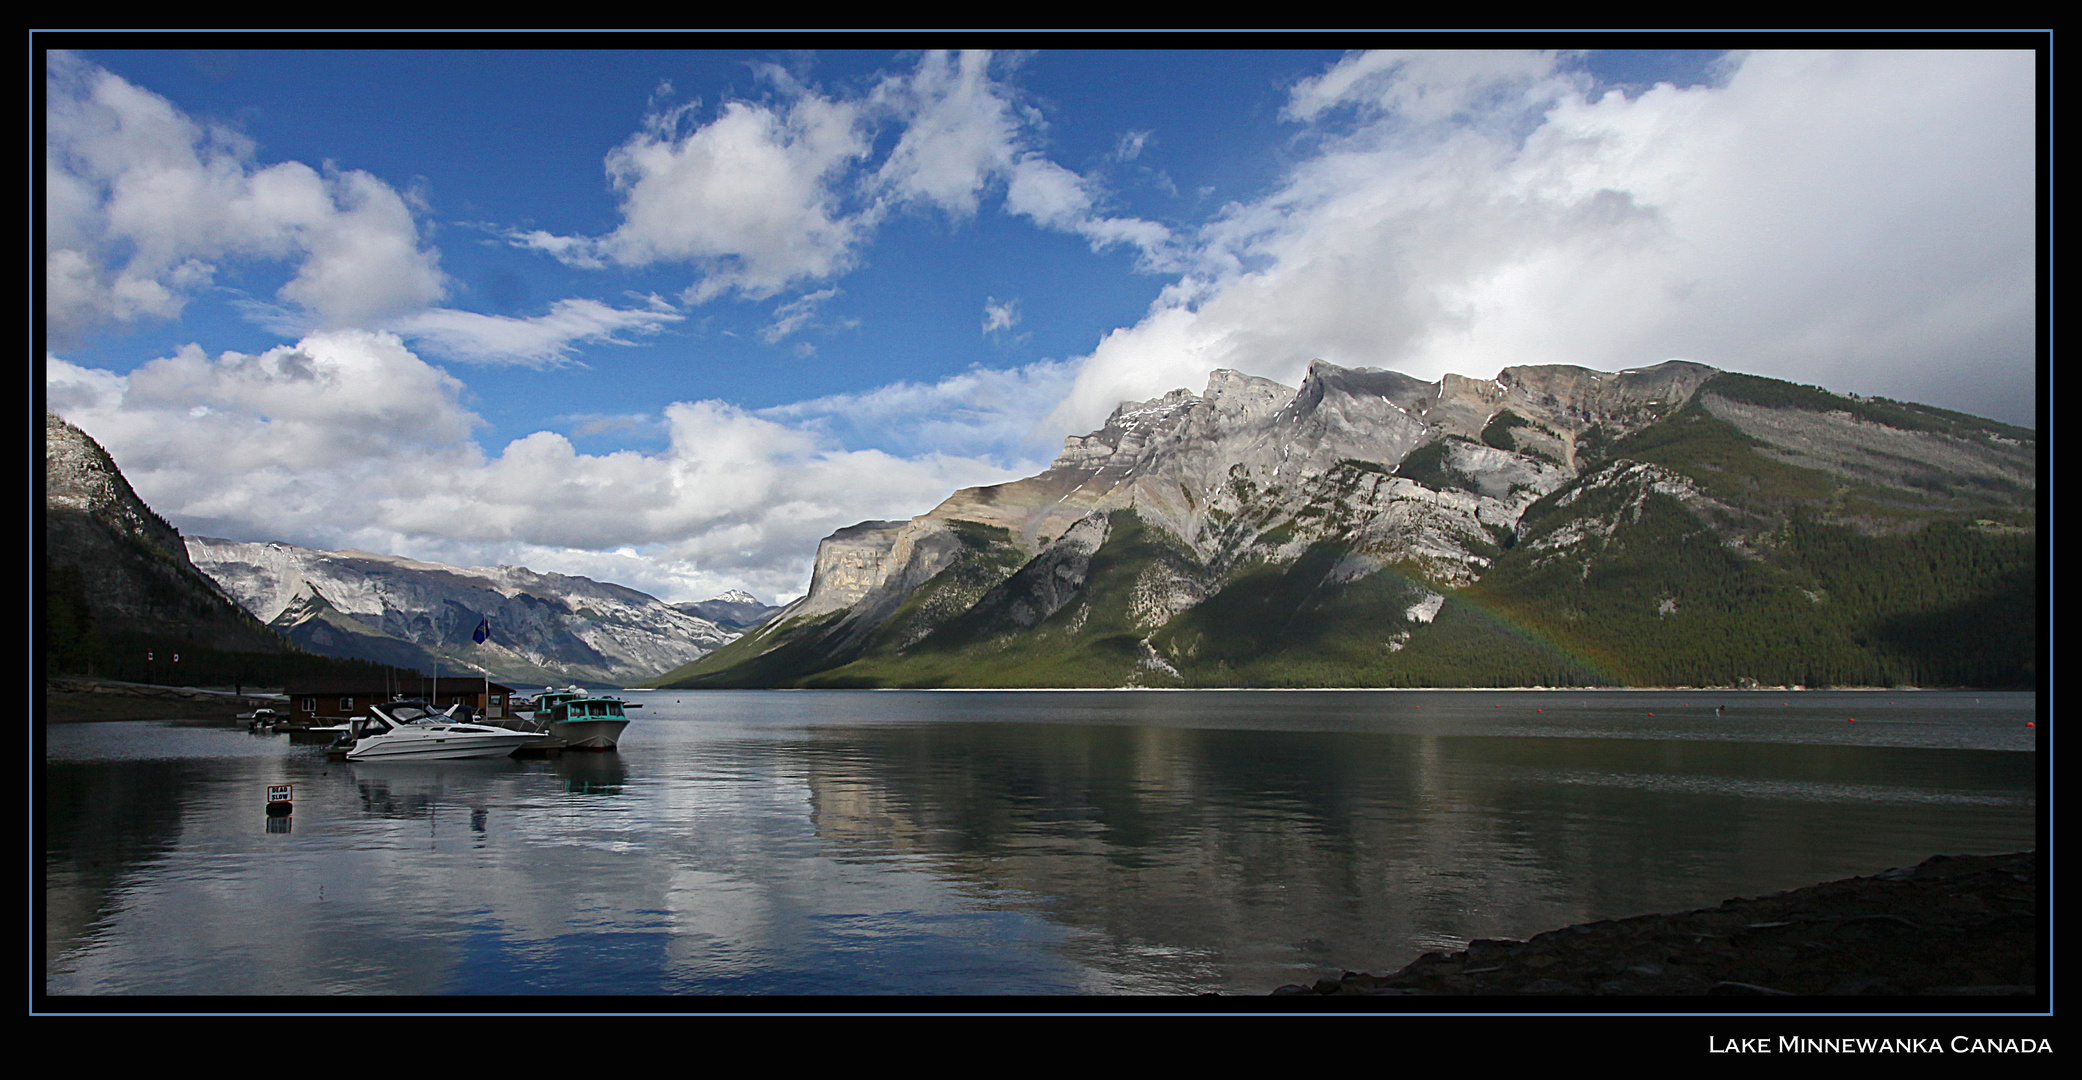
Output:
[{"xmin": 473, "ymin": 616, "xmax": 491, "ymax": 644}]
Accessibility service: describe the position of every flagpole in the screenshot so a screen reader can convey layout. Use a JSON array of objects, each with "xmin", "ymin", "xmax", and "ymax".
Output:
[{"xmin": 474, "ymin": 615, "xmax": 492, "ymax": 720}]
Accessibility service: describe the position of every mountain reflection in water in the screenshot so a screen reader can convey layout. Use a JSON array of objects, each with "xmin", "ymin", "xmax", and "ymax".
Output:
[{"xmin": 42, "ymin": 690, "xmax": 2037, "ymax": 997}]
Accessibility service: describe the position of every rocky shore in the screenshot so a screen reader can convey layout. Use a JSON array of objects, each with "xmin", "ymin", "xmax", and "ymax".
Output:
[{"xmin": 1275, "ymin": 851, "xmax": 2039, "ymax": 997}]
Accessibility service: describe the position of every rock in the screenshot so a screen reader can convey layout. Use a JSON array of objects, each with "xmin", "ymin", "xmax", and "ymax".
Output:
[{"xmin": 1270, "ymin": 852, "xmax": 2039, "ymax": 996}]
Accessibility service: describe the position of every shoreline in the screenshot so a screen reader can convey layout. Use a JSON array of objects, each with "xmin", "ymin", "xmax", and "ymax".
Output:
[
  {"xmin": 1272, "ymin": 851, "xmax": 2039, "ymax": 997},
  {"xmin": 43, "ymin": 676, "xmax": 289, "ymax": 723},
  {"xmin": 651, "ymin": 685, "xmax": 2024, "ymax": 693},
  {"xmin": 45, "ymin": 676, "xmax": 2030, "ymax": 722}
]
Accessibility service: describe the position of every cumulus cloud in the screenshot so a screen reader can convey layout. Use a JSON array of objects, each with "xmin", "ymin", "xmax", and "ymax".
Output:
[
  {"xmin": 1049, "ymin": 49, "xmax": 2038, "ymax": 432},
  {"xmin": 514, "ymin": 50, "xmax": 1174, "ymax": 302},
  {"xmin": 44, "ymin": 51, "xmax": 449, "ymax": 341},
  {"xmin": 49, "ymin": 333, "xmax": 1026, "ymax": 603},
  {"xmin": 596, "ymin": 92, "xmax": 875, "ymax": 303},
  {"xmin": 872, "ymin": 49, "xmax": 1028, "ymax": 218}
]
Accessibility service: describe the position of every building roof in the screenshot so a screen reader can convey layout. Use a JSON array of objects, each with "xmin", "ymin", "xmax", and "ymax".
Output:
[{"xmin": 284, "ymin": 676, "xmax": 519, "ymax": 696}]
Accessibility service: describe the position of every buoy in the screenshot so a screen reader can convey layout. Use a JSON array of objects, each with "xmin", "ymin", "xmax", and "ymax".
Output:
[{"xmin": 1848, "ymin": 717, "xmax": 1856, "ymax": 723}]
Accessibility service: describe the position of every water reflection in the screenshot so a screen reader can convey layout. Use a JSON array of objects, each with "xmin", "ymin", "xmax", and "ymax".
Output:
[
  {"xmin": 42, "ymin": 691, "xmax": 2037, "ymax": 997},
  {"xmin": 349, "ymin": 759, "xmax": 510, "ymax": 819},
  {"xmin": 783, "ymin": 720, "xmax": 2031, "ymax": 991},
  {"xmin": 556, "ymin": 752, "xmax": 628, "ymax": 796}
]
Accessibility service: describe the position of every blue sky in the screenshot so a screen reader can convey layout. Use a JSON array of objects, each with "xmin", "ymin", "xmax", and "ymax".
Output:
[{"xmin": 42, "ymin": 44, "xmax": 2040, "ymax": 605}]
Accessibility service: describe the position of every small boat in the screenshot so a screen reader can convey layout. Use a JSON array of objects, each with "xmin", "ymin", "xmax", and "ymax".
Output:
[
  {"xmin": 338, "ymin": 699, "xmax": 540, "ymax": 761},
  {"xmin": 239, "ymin": 707, "xmax": 287, "ymax": 731},
  {"xmin": 538, "ymin": 690, "xmax": 641, "ymax": 751}
]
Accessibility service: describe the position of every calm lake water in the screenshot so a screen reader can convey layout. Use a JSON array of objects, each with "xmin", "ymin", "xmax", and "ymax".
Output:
[{"xmin": 42, "ymin": 689, "xmax": 2038, "ymax": 999}]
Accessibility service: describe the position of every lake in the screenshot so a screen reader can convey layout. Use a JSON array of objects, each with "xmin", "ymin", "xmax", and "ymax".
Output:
[{"xmin": 41, "ymin": 689, "xmax": 2038, "ymax": 1001}]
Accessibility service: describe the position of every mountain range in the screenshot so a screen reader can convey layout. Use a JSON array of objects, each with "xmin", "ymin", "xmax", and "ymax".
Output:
[
  {"xmin": 45, "ymin": 411, "xmax": 773, "ymax": 688},
  {"xmin": 184, "ymin": 538, "xmax": 767, "ymax": 688},
  {"xmin": 658, "ymin": 360, "xmax": 2037, "ymax": 690}
]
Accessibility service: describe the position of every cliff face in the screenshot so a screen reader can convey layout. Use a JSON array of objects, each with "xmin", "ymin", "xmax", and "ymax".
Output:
[
  {"xmin": 663, "ymin": 359, "xmax": 2035, "ymax": 690},
  {"xmin": 725, "ymin": 361, "xmax": 1683, "ymax": 644},
  {"xmin": 44, "ymin": 413, "xmax": 287, "ymax": 656}
]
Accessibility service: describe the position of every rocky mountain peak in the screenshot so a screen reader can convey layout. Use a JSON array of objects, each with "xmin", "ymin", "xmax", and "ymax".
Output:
[
  {"xmin": 46, "ymin": 413, "xmax": 186, "ymax": 560},
  {"xmin": 662, "ymin": 357, "xmax": 2034, "ymax": 692},
  {"xmin": 45, "ymin": 413, "xmax": 288, "ymax": 656}
]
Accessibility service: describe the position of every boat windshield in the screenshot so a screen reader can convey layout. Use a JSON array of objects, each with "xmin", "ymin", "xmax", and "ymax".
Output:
[{"xmin": 382, "ymin": 703, "xmax": 444, "ymax": 724}]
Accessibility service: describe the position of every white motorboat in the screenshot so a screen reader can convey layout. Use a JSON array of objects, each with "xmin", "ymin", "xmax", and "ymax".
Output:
[{"xmin": 340, "ymin": 699, "xmax": 539, "ymax": 761}]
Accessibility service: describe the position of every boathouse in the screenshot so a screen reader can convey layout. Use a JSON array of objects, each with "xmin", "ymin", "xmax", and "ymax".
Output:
[{"xmin": 281, "ymin": 676, "xmax": 522, "ymax": 726}]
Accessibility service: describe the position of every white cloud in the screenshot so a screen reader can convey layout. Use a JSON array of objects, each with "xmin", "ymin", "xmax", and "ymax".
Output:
[
  {"xmin": 872, "ymin": 50, "xmax": 1027, "ymax": 218},
  {"xmin": 1283, "ymin": 49, "xmax": 1578, "ymax": 126},
  {"xmin": 757, "ymin": 288, "xmax": 841, "ymax": 345},
  {"xmin": 1050, "ymin": 49, "xmax": 2038, "ymax": 432},
  {"xmin": 1004, "ymin": 154, "xmax": 1174, "ymax": 266},
  {"xmin": 598, "ymin": 92, "xmax": 874, "ymax": 303},
  {"xmin": 513, "ymin": 50, "xmax": 1175, "ymax": 306},
  {"xmin": 49, "ymin": 334, "xmax": 1028, "ymax": 604},
  {"xmin": 982, "ymin": 296, "xmax": 1020, "ymax": 335},
  {"xmin": 44, "ymin": 51, "xmax": 448, "ymax": 341},
  {"xmin": 498, "ymin": 228, "xmax": 609, "ymax": 270},
  {"xmin": 759, "ymin": 358, "xmax": 1076, "ymax": 464},
  {"xmin": 393, "ymin": 296, "xmax": 684, "ymax": 365}
]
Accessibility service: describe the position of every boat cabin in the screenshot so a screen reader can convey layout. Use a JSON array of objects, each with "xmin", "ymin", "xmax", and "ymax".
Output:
[
  {"xmin": 283, "ymin": 676, "xmax": 522, "ymax": 727},
  {"xmin": 550, "ymin": 697, "xmax": 633, "ymax": 722}
]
